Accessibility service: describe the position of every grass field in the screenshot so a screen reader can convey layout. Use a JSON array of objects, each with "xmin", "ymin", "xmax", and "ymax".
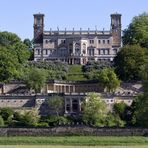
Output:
[
  {"xmin": 0, "ymin": 146, "xmax": 148, "ymax": 148},
  {"xmin": 67, "ymin": 65, "xmax": 87, "ymax": 81},
  {"xmin": 0, "ymin": 136, "xmax": 148, "ymax": 146}
]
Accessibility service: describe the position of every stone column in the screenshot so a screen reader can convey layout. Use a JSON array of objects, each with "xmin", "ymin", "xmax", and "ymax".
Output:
[
  {"xmin": 70, "ymin": 98, "xmax": 73, "ymax": 113},
  {"xmin": 73, "ymin": 86, "xmax": 75, "ymax": 93},
  {"xmin": 53, "ymin": 84, "xmax": 55, "ymax": 93},
  {"xmin": 60, "ymin": 85, "xmax": 62, "ymax": 93},
  {"xmin": 46, "ymin": 84, "xmax": 48, "ymax": 93},
  {"xmin": 58, "ymin": 85, "xmax": 60, "ymax": 92},
  {"xmin": 64, "ymin": 85, "xmax": 66, "ymax": 93},
  {"xmin": 64, "ymin": 98, "xmax": 67, "ymax": 114},
  {"xmin": 78, "ymin": 98, "xmax": 81, "ymax": 112}
]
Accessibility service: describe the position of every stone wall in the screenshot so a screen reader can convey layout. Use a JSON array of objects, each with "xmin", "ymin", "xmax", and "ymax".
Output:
[
  {"xmin": 3, "ymin": 83, "xmax": 26, "ymax": 94},
  {"xmin": 0, "ymin": 126, "xmax": 147, "ymax": 136},
  {"xmin": 0, "ymin": 95, "xmax": 35, "ymax": 108}
]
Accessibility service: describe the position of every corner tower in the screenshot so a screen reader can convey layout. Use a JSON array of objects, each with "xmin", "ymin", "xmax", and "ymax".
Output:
[
  {"xmin": 33, "ymin": 13, "xmax": 44, "ymax": 43},
  {"xmin": 111, "ymin": 13, "xmax": 121, "ymax": 46}
]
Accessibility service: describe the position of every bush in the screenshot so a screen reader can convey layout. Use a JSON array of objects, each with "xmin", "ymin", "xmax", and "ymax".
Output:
[
  {"xmin": 37, "ymin": 122, "xmax": 49, "ymax": 127},
  {"xmin": 0, "ymin": 116, "xmax": 4, "ymax": 126},
  {"xmin": 12, "ymin": 109, "xmax": 40, "ymax": 127},
  {"xmin": 0, "ymin": 107, "xmax": 14, "ymax": 121},
  {"xmin": 40, "ymin": 116, "xmax": 69, "ymax": 126},
  {"xmin": 82, "ymin": 61, "xmax": 111, "ymax": 73},
  {"xmin": 105, "ymin": 113, "xmax": 125, "ymax": 127},
  {"xmin": 113, "ymin": 102, "xmax": 128, "ymax": 120},
  {"xmin": 27, "ymin": 61, "xmax": 69, "ymax": 80}
]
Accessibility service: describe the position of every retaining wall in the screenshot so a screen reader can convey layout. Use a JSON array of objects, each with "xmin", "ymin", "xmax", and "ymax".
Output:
[{"xmin": 0, "ymin": 126, "xmax": 148, "ymax": 136}]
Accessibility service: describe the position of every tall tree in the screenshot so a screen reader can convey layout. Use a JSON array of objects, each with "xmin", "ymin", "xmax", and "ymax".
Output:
[
  {"xmin": 94, "ymin": 68, "xmax": 120, "ymax": 92},
  {"xmin": 23, "ymin": 38, "xmax": 33, "ymax": 49},
  {"xmin": 82, "ymin": 93, "xmax": 107, "ymax": 126},
  {"xmin": 0, "ymin": 46, "xmax": 19, "ymax": 82},
  {"xmin": 113, "ymin": 102, "xmax": 129, "ymax": 121},
  {"xmin": 114, "ymin": 45, "xmax": 146, "ymax": 81},
  {"xmin": 0, "ymin": 31, "xmax": 30, "ymax": 64},
  {"xmin": 46, "ymin": 96, "xmax": 64, "ymax": 116},
  {"xmin": 130, "ymin": 63, "xmax": 148, "ymax": 127},
  {"xmin": 23, "ymin": 68, "xmax": 48, "ymax": 93},
  {"xmin": 122, "ymin": 12, "xmax": 148, "ymax": 48},
  {"xmin": 0, "ymin": 32, "xmax": 30, "ymax": 82},
  {"xmin": 23, "ymin": 38, "xmax": 34, "ymax": 60}
]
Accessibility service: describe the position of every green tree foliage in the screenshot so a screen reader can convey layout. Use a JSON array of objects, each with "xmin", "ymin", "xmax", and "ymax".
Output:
[
  {"xmin": 0, "ymin": 107, "xmax": 14, "ymax": 121},
  {"xmin": 22, "ymin": 109, "xmax": 40, "ymax": 126},
  {"xmin": 94, "ymin": 68, "xmax": 120, "ymax": 92},
  {"xmin": 130, "ymin": 63, "xmax": 148, "ymax": 127},
  {"xmin": 0, "ymin": 31, "xmax": 30, "ymax": 82},
  {"xmin": 0, "ymin": 46, "xmax": 19, "ymax": 82},
  {"xmin": 82, "ymin": 93, "xmax": 107, "ymax": 126},
  {"xmin": 122, "ymin": 12, "xmax": 148, "ymax": 48},
  {"xmin": 28, "ymin": 61, "xmax": 68, "ymax": 80},
  {"xmin": 0, "ymin": 31, "xmax": 30, "ymax": 64},
  {"xmin": 23, "ymin": 38, "xmax": 34, "ymax": 61},
  {"xmin": 46, "ymin": 96, "xmax": 64, "ymax": 116},
  {"xmin": 105, "ymin": 112, "xmax": 125, "ymax": 127},
  {"xmin": 23, "ymin": 38, "xmax": 32, "ymax": 49},
  {"xmin": 113, "ymin": 102, "xmax": 129, "ymax": 120},
  {"xmin": 83, "ymin": 61, "xmax": 111, "ymax": 73},
  {"xmin": 83, "ymin": 61, "xmax": 112, "ymax": 80},
  {"xmin": 12, "ymin": 109, "xmax": 39, "ymax": 127},
  {"xmin": 131, "ymin": 94, "xmax": 148, "ymax": 127},
  {"xmin": 0, "ymin": 116, "xmax": 4, "ymax": 126},
  {"xmin": 140, "ymin": 63, "xmax": 148, "ymax": 94},
  {"xmin": 40, "ymin": 116, "xmax": 69, "ymax": 126},
  {"xmin": 23, "ymin": 67, "xmax": 48, "ymax": 93},
  {"xmin": 114, "ymin": 45, "xmax": 146, "ymax": 81}
]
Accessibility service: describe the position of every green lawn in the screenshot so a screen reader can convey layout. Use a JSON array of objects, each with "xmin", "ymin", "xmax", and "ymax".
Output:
[
  {"xmin": 0, "ymin": 136, "xmax": 148, "ymax": 146},
  {"xmin": 68, "ymin": 65, "xmax": 83, "ymax": 73},
  {"xmin": 0, "ymin": 146, "xmax": 148, "ymax": 148},
  {"xmin": 67, "ymin": 65, "xmax": 87, "ymax": 81}
]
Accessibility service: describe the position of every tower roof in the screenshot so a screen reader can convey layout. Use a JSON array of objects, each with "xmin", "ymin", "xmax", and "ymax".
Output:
[
  {"xmin": 111, "ymin": 13, "xmax": 121, "ymax": 16},
  {"xmin": 33, "ymin": 13, "xmax": 45, "ymax": 17}
]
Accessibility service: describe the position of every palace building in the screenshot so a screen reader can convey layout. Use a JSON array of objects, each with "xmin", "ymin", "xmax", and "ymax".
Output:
[{"xmin": 33, "ymin": 13, "xmax": 122, "ymax": 64}]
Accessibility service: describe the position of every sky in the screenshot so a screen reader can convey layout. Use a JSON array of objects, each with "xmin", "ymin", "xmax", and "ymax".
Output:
[{"xmin": 0, "ymin": 0, "xmax": 147, "ymax": 40}]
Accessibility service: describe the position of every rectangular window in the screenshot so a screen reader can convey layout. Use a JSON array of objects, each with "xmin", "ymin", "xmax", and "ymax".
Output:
[
  {"xmin": 107, "ymin": 40, "xmax": 110, "ymax": 44},
  {"xmin": 88, "ymin": 49, "xmax": 91, "ymax": 56},
  {"xmin": 98, "ymin": 49, "xmax": 100, "ymax": 55},
  {"xmin": 98, "ymin": 40, "xmax": 101, "ymax": 44},
  {"xmin": 89, "ymin": 40, "xmax": 94, "ymax": 44},
  {"xmin": 45, "ymin": 40, "xmax": 48, "ymax": 44},
  {"xmin": 103, "ymin": 40, "xmax": 105, "ymax": 44},
  {"xmin": 113, "ymin": 49, "xmax": 118, "ymax": 54},
  {"xmin": 46, "ymin": 49, "xmax": 48, "ymax": 55},
  {"xmin": 105, "ymin": 49, "xmax": 109, "ymax": 55},
  {"xmin": 88, "ymin": 49, "xmax": 94, "ymax": 56},
  {"xmin": 100, "ymin": 49, "xmax": 104, "ymax": 55},
  {"xmin": 99, "ymin": 48, "xmax": 109, "ymax": 55},
  {"xmin": 36, "ymin": 49, "xmax": 40, "ymax": 55},
  {"xmin": 107, "ymin": 49, "xmax": 109, "ymax": 54},
  {"xmin": 61, "ymin": 40, "xmax": 66, "ymax": 44}
]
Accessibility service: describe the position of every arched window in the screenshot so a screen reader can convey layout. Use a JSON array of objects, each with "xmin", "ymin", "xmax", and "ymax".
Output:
[
  {"xmin": 72, "ymin": 99, "xmax": 78, "ymax": 112},
  {"xmin": 82, "ymin": 43, "xmax": 86, "ymax": 54},
  {"xmin": 75, "ymin": 43, "xmax": 80, "ymax": 56}
]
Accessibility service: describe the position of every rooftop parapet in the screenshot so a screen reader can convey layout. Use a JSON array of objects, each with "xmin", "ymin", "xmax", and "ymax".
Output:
[{"xmin": 44, "ymin": 30, "xmax": 111, "ymax": 36}]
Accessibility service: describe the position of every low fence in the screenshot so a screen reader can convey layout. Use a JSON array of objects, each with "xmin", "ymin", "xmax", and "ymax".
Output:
[{"xmin": 0, "ymin": 126, "xmax": 148, "ymax": 136}]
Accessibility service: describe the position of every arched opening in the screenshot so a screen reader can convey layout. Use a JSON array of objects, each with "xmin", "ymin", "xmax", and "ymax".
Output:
[{"xmin": 72, "ymin": 99, "xmax": 78, "ymax": 112}]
